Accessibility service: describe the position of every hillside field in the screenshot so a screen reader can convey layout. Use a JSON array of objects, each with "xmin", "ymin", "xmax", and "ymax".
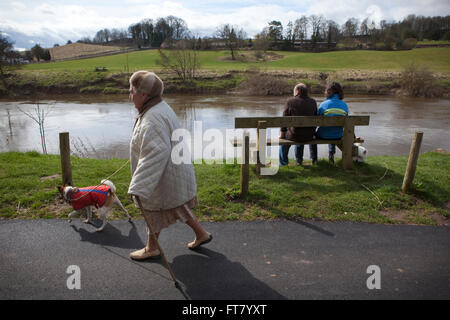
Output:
[{"xmin": 21, "ymin": 47, "xmax": 450, "ymax": 74}]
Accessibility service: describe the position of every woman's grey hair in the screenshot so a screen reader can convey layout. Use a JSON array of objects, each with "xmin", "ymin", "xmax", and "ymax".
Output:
[
  {"xmin": 294, "ymin": 83, "xmax": 309, "ymax": 99},
  {"xmin": 129, "ymin": 71, "xmax": 164, "ymax": 97}
]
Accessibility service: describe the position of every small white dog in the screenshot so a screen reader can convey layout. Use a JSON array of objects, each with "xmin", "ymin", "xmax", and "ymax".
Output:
[
  {"xmin": 58, "ymin": 179, "xmax": 131, "ymax": 232},
  {"xmin": 353, "ymin": 143, "xmax": 368, "ymax": 163}
]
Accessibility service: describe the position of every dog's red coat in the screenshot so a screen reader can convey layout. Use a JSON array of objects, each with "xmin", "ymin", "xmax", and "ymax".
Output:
[{"xmin": 70, "ymin": 185, "xmax": 110, "ymax": 210}]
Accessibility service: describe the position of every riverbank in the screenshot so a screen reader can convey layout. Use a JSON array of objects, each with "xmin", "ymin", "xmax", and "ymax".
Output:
[
  {"xmin": 2, "ymin": 68, "xmax": 450, "ymax": 98},
  {"xmin": 2, "ymin": 47, "xmax": 450, "ymax": 98},
  {"xmin": 1, "ymin": 151, "xmax": 448, "ymax": 225}
]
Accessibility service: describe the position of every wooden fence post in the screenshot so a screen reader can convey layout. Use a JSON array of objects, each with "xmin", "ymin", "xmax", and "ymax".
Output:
[
  {"xmin": 59, "ymin": 132, "xmax": 73, "ymax": 186},
  {"xmin": 402, "ymin": 131, "xmax": 424, "ymax": 193},
  {"xmin": 240, "ymin": 132, "xmax": 250, "ymax": 198}
]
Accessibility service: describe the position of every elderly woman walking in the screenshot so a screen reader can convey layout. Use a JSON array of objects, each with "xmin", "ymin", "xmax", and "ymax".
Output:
[{"xmin": 128, "ymin": 70, "xmax": 212, "ymax": 260}]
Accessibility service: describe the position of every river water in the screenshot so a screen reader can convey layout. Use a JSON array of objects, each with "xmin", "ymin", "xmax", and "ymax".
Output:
[{"xmin": 0, "ymin": 94, "xmax": 449, "ymax": 160}]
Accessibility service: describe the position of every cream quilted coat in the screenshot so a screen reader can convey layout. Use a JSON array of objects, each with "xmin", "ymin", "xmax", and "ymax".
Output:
[{"xmin": 128, "ymin": 100, "xmax": 197, "ymax": 211}]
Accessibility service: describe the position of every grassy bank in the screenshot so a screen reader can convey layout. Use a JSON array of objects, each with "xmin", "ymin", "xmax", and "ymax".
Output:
[
  {"xmin": 4, "ymin": 69, "xmax": 244, "ymax": 96},
  {"xmin": 0, "ymin": 151, "xmax": 448, "ymax": 225},
  {"xmin": 19, "ymin": 48, "xmax": 450, "ymax": 73},
  {"xmin": 1, "ymin": 47, "xmax": 450, "ymax": 97}
]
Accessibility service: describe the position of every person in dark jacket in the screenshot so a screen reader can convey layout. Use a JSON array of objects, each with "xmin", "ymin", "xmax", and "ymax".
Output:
[{"xmin": 279, "ymin": 83, "xmax": 318, "ymax": 166}]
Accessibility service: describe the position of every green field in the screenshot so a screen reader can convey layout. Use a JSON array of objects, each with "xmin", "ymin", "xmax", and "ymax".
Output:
[
  {"xmin": 1, "ymin": 151, "xmax": 448, "ymax": 225},
  {"xmin": 417, "ymin": 40, "xmax": 450, "ymax": 45},
  {"xmin": 21, "ymin": 47, "xmax": 450, "ymax": 74},
  {"xmin": 269, "ymin": 48, "xmax": 450, "ymax": 73}
]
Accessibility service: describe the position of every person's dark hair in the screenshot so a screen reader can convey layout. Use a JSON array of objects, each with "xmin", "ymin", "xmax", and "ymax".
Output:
[
  {"xmin": 326, "ymin": 82, "xmax": 344, "ymax": 100},
  {"xmin": 294, "ymin": 83, "xmax": 309, "ymax": 99}
]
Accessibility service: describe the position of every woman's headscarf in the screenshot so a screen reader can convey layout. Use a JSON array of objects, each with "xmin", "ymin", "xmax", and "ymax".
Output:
[{"xmin": 130, "ymin": 71, "xmax": 164, "ymax": 116}]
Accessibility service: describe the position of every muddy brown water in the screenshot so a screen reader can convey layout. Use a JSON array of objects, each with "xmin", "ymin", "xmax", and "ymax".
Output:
[{"xmin": 1, "ymin": 94, "xmax": 449, "ymax": 160}]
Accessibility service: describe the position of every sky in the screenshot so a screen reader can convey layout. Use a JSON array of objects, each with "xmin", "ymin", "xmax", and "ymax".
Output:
[{"xmin": 1, "ymin": 0, "xmax": 450, "ymax": 50}]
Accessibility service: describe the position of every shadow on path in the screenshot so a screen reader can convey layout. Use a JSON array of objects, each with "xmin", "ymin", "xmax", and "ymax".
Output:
[
  {"xmin": 70, "ymin": 220, "xmax": 144, "ymax": 249},
  {"xmin": 170, "ymin": 247, "xmax": 287, "ymax": 300},
  {"xmin": 291, "ymin": 218, "xmax": 336, "ymax": 237}
]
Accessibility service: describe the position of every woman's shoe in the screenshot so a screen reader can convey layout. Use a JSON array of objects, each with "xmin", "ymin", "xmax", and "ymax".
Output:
[
  {"xmin": 130, "ymin": 247, "xmax": 161, "ymax": 260},
  {"xmin": 188, "ymin": 233, "xmax": 213, "ymax": 250}
]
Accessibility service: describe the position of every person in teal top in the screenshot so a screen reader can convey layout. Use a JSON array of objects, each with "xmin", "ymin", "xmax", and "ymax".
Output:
[{"xmin": 316, "ymin": 82, "xmax": 348, "ymax": 164}]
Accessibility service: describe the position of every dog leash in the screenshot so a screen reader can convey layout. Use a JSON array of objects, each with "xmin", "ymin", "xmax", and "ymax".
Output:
[{"xmin": 68, "ymin": 159, "xmax": 130, "ymax": 203}]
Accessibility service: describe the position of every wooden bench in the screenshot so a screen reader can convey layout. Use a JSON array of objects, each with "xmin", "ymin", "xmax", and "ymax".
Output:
[{"xmin": 232, "ymin": 115, "xmax": 370, "ymax": 197}]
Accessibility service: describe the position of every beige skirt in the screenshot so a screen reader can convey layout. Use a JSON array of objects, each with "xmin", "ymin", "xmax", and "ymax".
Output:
[{"xmin": 142, "ymin": 196, "xmax": 198, "ymax": 234}]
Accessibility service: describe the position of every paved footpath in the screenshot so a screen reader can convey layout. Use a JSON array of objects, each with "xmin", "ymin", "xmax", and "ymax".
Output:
[{"xmin": 1, "ymin": 219, "xmax": 449, "ymax": 300}]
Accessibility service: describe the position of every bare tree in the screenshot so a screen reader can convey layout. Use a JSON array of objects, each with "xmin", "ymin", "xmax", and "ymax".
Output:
[
  {"xmin": 268, "ymin": 20, "xmax": 283, "ymax": 41},
  {"xmin": 93, "ymin": 29, "xmax": 111, "ymax": 43},
  {"xmin": 360, "ymin": 18, "xmax": 370, "ymax": 36},
  {"xmin": 166, "ymin": 16, "xmax": 190, "ymax": 40},
  {"xmin": 294, "ymin": 16, "xmax": 309, "ymax": 43},
  {"xmin": 157, "ymin": 40, "xmax": 200, "ymax": 82},
  {"xmin": 140, "ymin": 19, "xmax": 154, "ymax": 45},
  {"xmin": 17, "ymin": 102, "xmax": 52, "ymax": 154},
  {"xmin": 216, "ymin": 24, "xmax": 246, "ymax": 60},
  {"xmin": 285, "ymin": 21, "xmax": 294, "ymax": 43},
  {"xmin": 253, "ymin": 29, "xmax": 271, "ymax": 53},
  {"xmin": 309, "ymin": 15, "xmax": 327, "ymax": 43},
  {"xmin": 326, "ymin": 20, "xmax": 341, "ymax": 44},
  {"xmin": 343, "ymin": 18, "xmax": 359, "ymax": 38}
]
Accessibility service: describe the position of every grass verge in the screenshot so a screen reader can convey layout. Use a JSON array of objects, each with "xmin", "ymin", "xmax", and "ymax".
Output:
[{"xmin": 0, "ymin": 151, "xmax": 448, "ymax": 225}]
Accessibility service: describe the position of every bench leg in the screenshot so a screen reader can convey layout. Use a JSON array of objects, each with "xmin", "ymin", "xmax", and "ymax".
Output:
[
  {"xmin": 342, "ymin": 119, "xmax": 355, "ymax": 170},
  {"xmin": 255, "ymin": 121, "xmax": 267, "ymax": 175},
  {"xmin": 240, "ymin": 134, "xmax": 249, "ymax": 198}
]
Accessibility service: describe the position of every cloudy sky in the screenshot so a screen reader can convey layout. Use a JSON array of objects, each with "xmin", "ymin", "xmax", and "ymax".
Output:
[{"xmin": 1, "ymin": 0, "xmax": 449, "ymax": 50}]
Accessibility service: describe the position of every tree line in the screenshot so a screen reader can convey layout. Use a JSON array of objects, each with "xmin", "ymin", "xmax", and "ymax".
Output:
[
  {"xmin": 79, "ymin": 14, "xmax": 450, "ymax": 51},
  {"xmin": 250, "ymin": 14, "xmax": 450, "ymax": 51},
  {"xmin": 80, "ymin": 15, "xmax": 190, "ymax": 48}
]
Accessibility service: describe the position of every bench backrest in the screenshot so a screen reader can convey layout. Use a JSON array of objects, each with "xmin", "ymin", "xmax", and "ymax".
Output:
[{"xmin": 235, "ymin": 116, "xmax": 370, "ymax": 128}]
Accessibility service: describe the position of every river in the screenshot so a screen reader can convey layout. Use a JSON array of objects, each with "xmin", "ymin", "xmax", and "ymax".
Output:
[{"xmin": 0, "ymin": 94, "xmax": 449, "ymax": 160}]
